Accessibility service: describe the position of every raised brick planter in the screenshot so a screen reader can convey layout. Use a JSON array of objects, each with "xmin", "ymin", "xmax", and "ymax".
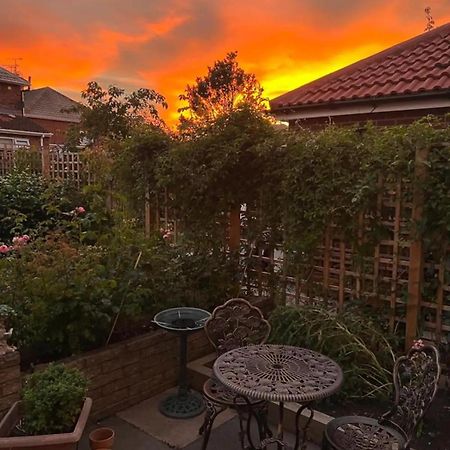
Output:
[
  {"xmin": 54, "ymin": 329, "xmax": 213, "ymax": 419},
  {"xmin": 0, "ymin": 297, "xmax": 272, "ymax": 421},
  {"xmin": 0, "ymin": 351, "xmax": 21, "ymax": 419}
]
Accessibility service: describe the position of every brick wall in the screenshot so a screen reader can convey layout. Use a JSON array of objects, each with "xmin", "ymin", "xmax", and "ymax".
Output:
[
  {"xmin": 0, "ymin": 351, "xmax": 21, "ymax": 418},
  {"xmin": 0, "ymin": 83, "xmax": 22, "ymax": 111},
  {"xmin": 0, "ymin": 297, "xmax": 272, "ymax": 421},
  {"xmin": 57, "ymin": 329, "xmax": 213, "ymax": 419},
  {"xmin": 30, "ymin": 118, "xmax": 77, "ymax": 145}
]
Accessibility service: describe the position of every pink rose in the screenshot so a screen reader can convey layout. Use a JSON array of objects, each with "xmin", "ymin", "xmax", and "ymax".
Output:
[
  {"xmin": 75, "ymin": 206, "xmax": 86, "ymax": 215},
  {"xmin": 0, "ymin": 244, "xmax": 11, "ymax": 254},
  {"xmin": 12, "ymin": 235, "xmax": 30, "ymax": 248}
]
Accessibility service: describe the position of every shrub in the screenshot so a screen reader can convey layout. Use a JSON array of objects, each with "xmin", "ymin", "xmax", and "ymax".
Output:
[
  {"xmin": 269, "ymin": 304, "xmax": 398, "ymax": 401},
  {"xmin": 0, "ymin": 170, "xmax": 82, "ymax": 241},
  {"xmin": 0, "ymin": 227, "xmax": 237, "ymax": 363},
  {"xmin": 0, "ymin": 236, "xmax": 118, "ymax": 361},
  {"xmin": 22, "ymin": 363, "xmax": 87, "ymax": 435}
]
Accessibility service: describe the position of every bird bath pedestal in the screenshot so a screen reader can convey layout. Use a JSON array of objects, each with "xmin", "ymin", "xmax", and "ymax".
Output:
[{"xmin": 153, "ymin": 307, "xmax": 210, "ymax": 419}]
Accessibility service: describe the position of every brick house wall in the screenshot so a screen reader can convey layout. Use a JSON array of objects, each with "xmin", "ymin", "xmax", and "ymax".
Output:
[
  {"xmin": 30, "ymin": 118, "xmax": 76, "ymax": 145},
  {"xmin": 0, "ymin": 133, "xmax": 47, "ymax": 149},
  {"xmin": 0, "ymin": 83, "xmax": 22, "ymax": 111}
]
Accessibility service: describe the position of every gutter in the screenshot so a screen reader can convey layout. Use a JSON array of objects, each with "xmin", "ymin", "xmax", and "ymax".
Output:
[
  {"xmin": 24, "ymin": 114, "xmax": 81, "ymax": 124},
  {"xmin": 0, "ymin": 128, "xmax": 53, "ymax": 137},
  {"xmin": 270, "ymin": 90, "xmax": 450, "ymax": 112},
  {"xmin": 270, "ymin": 94, "xmax": 450, "ymax": 121},
  {"xmin": 0, "ymin": 128, "xmax": 53, "ymax": 147}
]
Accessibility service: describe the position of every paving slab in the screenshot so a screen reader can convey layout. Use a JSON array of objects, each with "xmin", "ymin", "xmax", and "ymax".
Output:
[
  {"xmin": 80, "ymin": 386, "xmax": 320, "ymax": 450},
  {"xmin": 117, "ymin": 387, "xmax": 236, "ymax": 448}
]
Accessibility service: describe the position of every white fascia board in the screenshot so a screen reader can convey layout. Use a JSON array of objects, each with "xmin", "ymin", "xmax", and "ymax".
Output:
[
  {"xmin": 272, "ymin": 97, "xmax": 450, "ymax": 121},
  {"xmin": 24, "ymin": 113, "xmax": 80, "ymax": 123},
  {"xmin": 0, "ymin": 128, "xmax": 53, "ymax": 137}
]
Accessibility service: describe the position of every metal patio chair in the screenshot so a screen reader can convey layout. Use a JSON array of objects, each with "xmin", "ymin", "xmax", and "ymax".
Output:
[
  {"xmin": 199, "ymin": 298, "xmax": 272, "ymax": 450},
  {"xmin": 322, "ymin": 342, "xmax": 441, "ymax": 450}
]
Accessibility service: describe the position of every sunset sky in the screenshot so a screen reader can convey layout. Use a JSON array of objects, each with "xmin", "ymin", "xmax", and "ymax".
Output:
[{"xmin": 1, "ymin": 0, "xmax": 449, "ymax": 125}]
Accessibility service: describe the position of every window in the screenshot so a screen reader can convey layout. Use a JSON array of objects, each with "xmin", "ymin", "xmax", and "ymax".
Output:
[
  {"xmin": 0, "ymin": 137, "xmax": 14, "ymax": 149},
  {"xmin": 14, "ymin": 138, "xmax": 30, "ymax": 148}
]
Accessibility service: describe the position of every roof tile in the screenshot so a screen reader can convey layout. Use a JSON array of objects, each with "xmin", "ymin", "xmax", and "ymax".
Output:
[
  {"xmin": 0, "ymin": 66, "xmax": 28, "ymax": 86},
  {"xmin": 271, "ymin": 23, "xmax": 450, "ymax": 110},
  {"xmin": 23, "ymin": 87, "xmax": 80, "ymax": 123}
]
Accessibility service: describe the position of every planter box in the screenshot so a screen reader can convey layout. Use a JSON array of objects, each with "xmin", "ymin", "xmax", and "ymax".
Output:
[{"xmin": 0, "ymin": 397, "xmax": 92, "ymax": 450}]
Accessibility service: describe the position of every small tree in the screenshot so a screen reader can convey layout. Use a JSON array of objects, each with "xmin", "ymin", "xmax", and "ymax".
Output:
[
  {"xmin": 67, "ymin": 82, "xmax": 168, "ymax": 147},
  {"xmin": 178, "ymin": 52, "xmax": 267, "ymax": 135}
]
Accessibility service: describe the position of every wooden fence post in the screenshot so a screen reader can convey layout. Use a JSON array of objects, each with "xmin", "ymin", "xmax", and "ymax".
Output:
[
  {"xmin": 229, "ymin": 205, "xmax": 241, "ymax": 251},
  {"xmin": 405, "ymin": 147, "xmax": 429, "ymax": 350},
  {"xmin": 41, "ymin": 145, "xmax": 50, "ymax": 178},
  {"xmin": 144, "ymin": 184, "xmax": 151, "ymax": 237}
]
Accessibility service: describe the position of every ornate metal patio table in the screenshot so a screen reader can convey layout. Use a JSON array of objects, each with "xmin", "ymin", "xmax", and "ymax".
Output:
[
  {"xmin": 153, "ymin": 307, "xmax": 211, "ymax": 419},
  {"xmin": 213, "ymin": 344, "xmax": 343, "ymax": 450}
]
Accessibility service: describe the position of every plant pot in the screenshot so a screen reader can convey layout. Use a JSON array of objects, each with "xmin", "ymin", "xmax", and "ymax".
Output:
[
  {"xmin": 88, "ymin": 427, "xmax": 115, "ymax": 450},
  {"xmin": 0, "ymin": 397, "xmax": 92, "ymax": 450}
]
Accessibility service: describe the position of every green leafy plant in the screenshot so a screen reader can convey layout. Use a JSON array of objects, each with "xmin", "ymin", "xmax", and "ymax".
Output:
[
  {"xmin": 0, "ymin": 170, "xmax": 83, "ymax": 242},
  {"xmin": 269, "ymin": 304, "xmax": 399, "ymax": 401},
  {"xmin": 22, "ymin": 363, "xmax": 87, "ymax": 435},
  {"xmin": 0, "ymin": 223, "xmax": 237, "ymax": 363}
]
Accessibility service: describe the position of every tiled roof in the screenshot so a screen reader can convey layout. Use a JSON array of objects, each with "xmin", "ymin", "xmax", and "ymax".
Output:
[
  {"xmin": 23, "ymin": 87, "xmax": 81, "ymax": 122},
  {"xmin": 270, "ymin": 23, "xmax": 450, "ymax": 110},
  {"xmin": 0, "ymin": 66, "xmax": 29, "ymax": 86},
  {"xmin": 0, "ymin": 114, "xmax": 48, "ymax": 133}
]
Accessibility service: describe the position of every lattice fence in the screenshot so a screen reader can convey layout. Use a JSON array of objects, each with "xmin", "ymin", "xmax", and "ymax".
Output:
[
  {"xmin": 238, "ymin": 148, "xmax": 450, "ymax": 349},
  {"xmin": 0, "ymin": 145, "xmax": 89, "ymax": 185}
]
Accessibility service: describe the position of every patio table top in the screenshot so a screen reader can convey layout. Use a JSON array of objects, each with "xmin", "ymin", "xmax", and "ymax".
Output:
[{"xmin": 213, "ymin": 344, "xmax": 343, "ymax": 403}]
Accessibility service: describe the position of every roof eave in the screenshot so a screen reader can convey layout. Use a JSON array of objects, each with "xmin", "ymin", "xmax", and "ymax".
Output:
[
  {"xmin": 0, "ymin": 128, "xmax": 53, "ymax": 137},
  {"xmin": 0, "ymin": 79, "xmax": 29, "ymax": 87},
  {"xmin": 24, "ymin": 113, "xmax": 81, "ymax": 123},
  {"xmin": 271, "ymin": 90, "xmax": 450, "ymax": 113},
  {"xmin": 270, "ymin": 92, "xmax": 450, "ymax": 121}
]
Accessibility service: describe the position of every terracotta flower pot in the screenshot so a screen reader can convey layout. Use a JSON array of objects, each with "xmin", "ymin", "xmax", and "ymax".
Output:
[{"xmin": 88, "ymin": 427, "xmax": 115, "ymax": 450}]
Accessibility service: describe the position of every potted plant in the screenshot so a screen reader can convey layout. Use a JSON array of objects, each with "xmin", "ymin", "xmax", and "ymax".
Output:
[{"xmin": 0, "ymin": 363, "xmax": 92, "ymax": 450}]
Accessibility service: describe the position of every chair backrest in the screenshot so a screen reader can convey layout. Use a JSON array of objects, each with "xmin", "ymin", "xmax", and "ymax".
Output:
[
  {"xmin": 204, "ymin": 298, "xmax": 271, "ymax": 356},
  {"xmin": 382, "ymin": 342, "xmax": 440, "ymax": 443}
]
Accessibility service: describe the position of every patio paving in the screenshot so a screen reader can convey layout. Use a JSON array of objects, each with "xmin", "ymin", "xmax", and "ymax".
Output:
[{"xmin": 80, "ymin": 387, "xmax": 320, "ymax": 450}]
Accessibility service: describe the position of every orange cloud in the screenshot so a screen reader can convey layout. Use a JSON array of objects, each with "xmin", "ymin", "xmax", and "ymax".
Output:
[{"xmin": 0, "ymin": 0, "xmax": 449, "ymax": 126}]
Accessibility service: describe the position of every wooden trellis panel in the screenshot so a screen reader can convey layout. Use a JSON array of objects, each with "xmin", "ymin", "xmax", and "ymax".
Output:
[
  {"xmin": 48, "ymin": 149, "xmax": 83, "ymax": 185},
  {"xmin": 0, "ymin": 146, "xmax": 89, "ymax": 186},
  {"xmin": 240, "ymin": 147, "xmax": 450, "ymax": 349},
  {"xmin": 0, "ymin": 145, "xmax": 42, "ymax": 176}
]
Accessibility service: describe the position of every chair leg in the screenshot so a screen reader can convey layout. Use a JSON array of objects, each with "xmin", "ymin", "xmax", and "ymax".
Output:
[{"xmin": 200, "ymin": 398, "xmax": 224, "ymax": 450}]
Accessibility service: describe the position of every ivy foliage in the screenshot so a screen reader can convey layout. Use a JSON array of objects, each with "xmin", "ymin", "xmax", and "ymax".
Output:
[{"xmin": 157, "ymin": 107, "xmax": 280, "ymax": 245}]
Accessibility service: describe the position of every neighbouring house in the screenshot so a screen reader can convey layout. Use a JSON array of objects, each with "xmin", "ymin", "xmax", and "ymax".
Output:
[
  {"xmin": 0, "ymin": 66, "xmax": 80, "ymax": 150},
  {"xmin": 270, "ymin": 23, "xmax": 450, "ymax": 128}
]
